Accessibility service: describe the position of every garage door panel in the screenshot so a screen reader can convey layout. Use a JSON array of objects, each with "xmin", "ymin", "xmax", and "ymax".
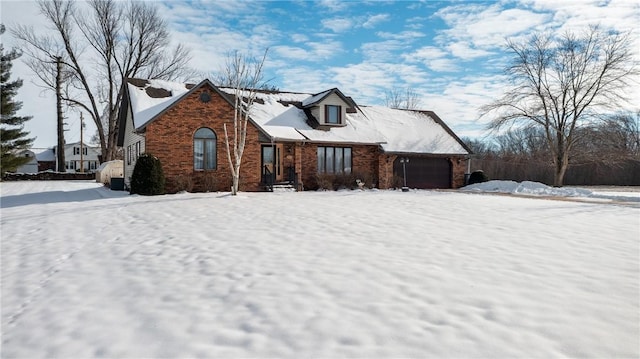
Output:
[{"xmin": 393, "ymin": 157, "xmax": 451, "ymax": 189}]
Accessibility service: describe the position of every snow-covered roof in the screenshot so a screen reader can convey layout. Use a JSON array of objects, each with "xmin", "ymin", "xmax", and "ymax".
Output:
[
  {"xmin": 228, "ymin": 90, "xmax": 311, "ymax": 141},
  {"xmin": 124, "ymin": 79, "xmax": 469, "ymax": 155},
  {"xmin": 31, "ymin": 148, "xmax": 55, "ymax": 162},
  {"xmin": 127, "ymin": 79, "xmax": 190, "ymax": 129},
  {"xmin": 301, "ymin": 89, "xmax": 332, "ymax": 107},
  {"xmin": 359, "ymin": 106, "xmax": 469, "ymax": 154}
]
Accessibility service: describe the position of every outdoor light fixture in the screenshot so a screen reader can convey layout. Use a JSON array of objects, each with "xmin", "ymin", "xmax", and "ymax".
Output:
[{"xmin": 400, "ymin": 157, "xmax": 409, "ymax": 192}]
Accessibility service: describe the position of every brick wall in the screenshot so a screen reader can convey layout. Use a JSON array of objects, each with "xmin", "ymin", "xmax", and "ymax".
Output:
[
  {"xmin": 297, "ymin": 143, "xmax": 379, "ymax": 189},
  {"xmin": 144, "ymin": 85, "xmax": 264, "ymax": 193}
]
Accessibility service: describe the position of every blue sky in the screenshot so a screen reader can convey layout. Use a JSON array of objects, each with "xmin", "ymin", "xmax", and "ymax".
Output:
[{"xmin": 2, "ymin": 0, "xmax": 639, "ymax": 148}]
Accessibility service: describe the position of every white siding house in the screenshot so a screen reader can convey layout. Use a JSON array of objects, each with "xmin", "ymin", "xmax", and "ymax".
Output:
[{"xmin": 55, "ymin": 142, "xmax": 101, "ymax": 172}]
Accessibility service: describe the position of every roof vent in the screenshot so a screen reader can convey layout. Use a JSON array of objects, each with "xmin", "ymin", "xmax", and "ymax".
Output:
[{"xmin": 200, "ymin": 92, "xmax": 211, "ymax": 103}]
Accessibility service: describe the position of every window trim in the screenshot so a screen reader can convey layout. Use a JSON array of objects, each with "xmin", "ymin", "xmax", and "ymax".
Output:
[
  {"xmin": 324, "ymin": 105, "xmax": 342, "ymax": 125},
  {"xmin": 317, "ymin": 146, "xmax": 352, "ymax": 174},
  {"xmin": 194, "ymin": 127, "xmax": 217, "ymax": 171}
]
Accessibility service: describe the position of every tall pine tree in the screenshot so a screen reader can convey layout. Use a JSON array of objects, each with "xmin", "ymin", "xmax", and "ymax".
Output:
[{"xmin": 1, "ymin": 24, "xmax": 34, "ymax": 176}]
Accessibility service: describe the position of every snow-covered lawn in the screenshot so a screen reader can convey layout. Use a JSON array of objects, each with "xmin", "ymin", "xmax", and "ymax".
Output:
[{"xmin": 1, "ymin": 181, "xmax": 638, "ymax": 358}]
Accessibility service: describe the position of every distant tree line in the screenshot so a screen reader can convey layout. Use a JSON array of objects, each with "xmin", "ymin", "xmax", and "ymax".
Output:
[
  {"xmin": 465, "ymin": 112, "xmax": 640, "ymax": 186},
  {"xmin": 481, "ymin": 26, "xmax": 637, "ymax": 186}
]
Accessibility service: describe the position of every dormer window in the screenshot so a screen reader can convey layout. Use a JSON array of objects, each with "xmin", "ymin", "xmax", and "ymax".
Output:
[{"xmin": 325, "ymin": 105, "xmax": 342, "ymax": 124}]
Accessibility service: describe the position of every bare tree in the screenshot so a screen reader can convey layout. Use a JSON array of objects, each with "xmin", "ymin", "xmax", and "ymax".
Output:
[
  {"xmin": 481, "ymin": 26, "xmax": 637, "ymax": 186},
  {"xmin": 222, "ymin": 50, "xmax": 268, "ymax": 195},
  {"xmin": 211, "ymin": 52, "xmax": 275, "ymax": 91},
  {"xmin": 13, "ymin": 0, "xmax": 192, "ymax": 161},
  {"xmin": 385, "ymin": 87, "xmax": 422, "ymax": 110}
]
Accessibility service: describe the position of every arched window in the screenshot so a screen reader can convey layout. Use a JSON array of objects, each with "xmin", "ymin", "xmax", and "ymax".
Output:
[{"xmin": 194, "ymin": 128, "xmax": 216, "ymax": 170}]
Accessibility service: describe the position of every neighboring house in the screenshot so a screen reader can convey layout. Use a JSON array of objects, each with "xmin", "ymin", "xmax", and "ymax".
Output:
[
  {"xmin": 55, "ymin": 142, "xmax": 101, "ymax": 173},
  {"xmin": 117, "ymin": 78, "xmax": 472, "ymax": 193},
  {"xmin": 15, "ymin": 149, "xmax": 39, "ymax": 173},
  {"xmin": 32, "ymin": 147, "xmax": 56, "ymax": 172}
]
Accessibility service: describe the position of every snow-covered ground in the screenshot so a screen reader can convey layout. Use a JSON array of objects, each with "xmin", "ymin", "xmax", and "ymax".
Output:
[{"xmin": 1, "ymin": 181, "xmax": 638, "ymax": 358}]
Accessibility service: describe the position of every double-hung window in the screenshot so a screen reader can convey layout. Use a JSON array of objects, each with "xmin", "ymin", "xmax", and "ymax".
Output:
[
  {"xmin": 325, "ymin": 105, "xmax": 341, "ymax": 124},
  {"xmin": 194, "ymin": 127, "xmax": 216, "ymax": 170},
  {"xmin": 317, "ymin": 146, "xmax": 352, "ymax": 174}
]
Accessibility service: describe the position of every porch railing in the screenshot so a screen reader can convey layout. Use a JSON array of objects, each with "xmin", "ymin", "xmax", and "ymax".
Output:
[{"xmin": 262, "ymin": 165, "xmax": 274, "ymax": 191}]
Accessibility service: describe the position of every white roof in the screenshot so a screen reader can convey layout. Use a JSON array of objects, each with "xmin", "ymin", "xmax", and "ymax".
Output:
[
  {"xmin": 359, "ymin": 106, "xmax": 469, "ymax": 154},
  {"xmin": 242, "ymin": 90, "xmax": 311, "ymax": 141},
  {"xmin": 126, "ymin": 79, "xmax": 469, "ymax": 155},
  {"xmin": 128, "ymin": 79, "xmax": 189, "ymax": 129},
  {"xmin": 301, "ymin": 89, "xmax": 331, "ymax": 107}
]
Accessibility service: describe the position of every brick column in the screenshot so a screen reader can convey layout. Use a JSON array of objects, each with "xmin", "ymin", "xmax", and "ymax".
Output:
[
  {"xmin": 378, "ymin": 154, "xmax": 396, "ymax": 189},
  {"xmin": 294, "ymin": 142, "xmax": 304, "ymax": 190}
]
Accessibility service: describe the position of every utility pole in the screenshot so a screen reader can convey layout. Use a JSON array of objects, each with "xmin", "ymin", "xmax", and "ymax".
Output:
[
  {"xmin": 55, "ymin": 56, "xmax": 66, "ymax": 172},
  {"xmin": 80, "ymin": 112, "xmax": 84, "ymax": 173}
]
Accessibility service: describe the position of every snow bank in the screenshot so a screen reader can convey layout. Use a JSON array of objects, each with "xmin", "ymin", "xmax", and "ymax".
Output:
[{"xmin": 462, "ymin": 180, "xmax": 640, "ymax": 202}]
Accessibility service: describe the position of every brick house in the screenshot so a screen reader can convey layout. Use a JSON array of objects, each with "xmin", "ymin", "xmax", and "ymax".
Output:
[{"xmin": 117, "ymin": 78, "xmax": 471, "ymax": 193}]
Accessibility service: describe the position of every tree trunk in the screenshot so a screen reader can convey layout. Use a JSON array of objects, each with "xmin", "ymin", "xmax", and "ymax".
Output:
[
  {"xmin": 553, "ymin": 150, "xmax": 569, "ymax": 187},
  {"xmin": 231, "ymin": 167, "xmax": 240, "ymax": 195}
]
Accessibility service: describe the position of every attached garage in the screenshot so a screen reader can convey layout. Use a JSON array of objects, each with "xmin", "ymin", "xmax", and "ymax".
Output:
[{"xmin": 393, "ymin": 156, "xmax": 452, "ymax": 189}]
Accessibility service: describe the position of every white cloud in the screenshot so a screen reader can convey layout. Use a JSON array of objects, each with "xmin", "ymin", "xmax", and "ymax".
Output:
[
  {"xmin": 403, "ymin": 46, "xmax": 459, "ymax": 72},
  {"xmin": 418, "ymin": 74, "xmax": 509, "ymax": 137},
  {"xmin": 435, "ymin": 3, "xmax": 550, "ymax": 49},
  {"xmin": 291, "ymin": 33, "xmax": 309, "ymax": 43},
  {"xmin": 308, "ymin": 41, "xmax": 343, "ymax": 59},
  {"xmin": 406, "ymin": 16, "xmax": 429, "ymax": 30},
  {"xmin": 362, "ymin": 14, "xmax": 390, "ymax": 29},
  {"xmin": 428, "ymin": 59, "xmax": 459, "ymax": 73},
  {"xmin": 317, "ymin": 0, "xmax": 349, "ymax": 12},
  {"xmin": 360, "ymin": 40, "xmax": 406, "ymax": 62},
  {"xmin": 447, "ymin": 42, "xmax": 492, "ymax": 61},
  {"xmin": 272, "ymin": 46, "xmax": 312, "ymax": 61},
  {"xmin": 321, "ymin": 18, "xmax": 353, "ymax": 32},
  {"xmin": 276, "ymin": 67, "xmax": 333, "ymax": 93},
  {"xmin": 524, "ymin": 0, "xmax": 639, "ymax": 34},
  {"xmin": 408, "ymin": 46, "xmax": 447, "ymax": 60},
  {"xmin": 272, "ymin": 40, "xmax": 343, "ymax": 62},
  {"xmin": 377, "ymin": 31, "xmax": 425, "ymax": 41}
]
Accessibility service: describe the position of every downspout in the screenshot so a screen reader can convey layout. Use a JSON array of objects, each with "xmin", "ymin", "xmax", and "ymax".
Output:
[
  {"xmin": 298, "ymin": 139, "xmax": 308, "ymax": 191},
  {"xmin": 271, "ymin": 136, "xmax": 276, "ymax": 186},
  {"xmin": 465, "ymin": 155, "xmax": 472, "ymax": 185}
]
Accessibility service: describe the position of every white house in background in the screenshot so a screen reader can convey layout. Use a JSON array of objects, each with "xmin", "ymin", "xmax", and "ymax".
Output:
[
  {"xmin": 55, "ymin": 142, "xmax": 101, "ymax": 172},
  {"xmin": 15, "ymin": 149, "xmax": 39, "ymax": 173}
]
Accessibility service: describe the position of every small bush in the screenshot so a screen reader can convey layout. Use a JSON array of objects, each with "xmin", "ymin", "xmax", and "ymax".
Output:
[
  {"xmin": 312, "ymin": 171, "xmax": 377, "ymax": 191},
  {"xmin": 174, "ymin": 174, "xmax": 194, "ymax": 193},
  {"xmin": 130, "ymin": 153, "xmax": 165, "ymax": 195},
  {"xmin": 315, "ymin": 173, "xmax": 334, "ymax": 190},
  {"xmin": 202, "ymin": 173, "xmax": 217, "ymax": 192},
  {"xmin": 468, "ymin": 170, "xmax": 489, "ymax": 185}
]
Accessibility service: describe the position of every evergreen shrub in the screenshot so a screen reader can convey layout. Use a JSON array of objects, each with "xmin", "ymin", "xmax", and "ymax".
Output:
[
  {"xmin": 468, "ymin": 170, "xmax": 489, "ymax": 185},
  {"xmin": 130, "ymin": 153, "xmax": 165, "ymax": 195}
]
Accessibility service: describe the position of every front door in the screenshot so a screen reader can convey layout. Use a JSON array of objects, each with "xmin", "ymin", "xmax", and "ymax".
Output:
[{"xmin": 261, "ymin": 144, "xmax": 284, "ymax": 183}]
